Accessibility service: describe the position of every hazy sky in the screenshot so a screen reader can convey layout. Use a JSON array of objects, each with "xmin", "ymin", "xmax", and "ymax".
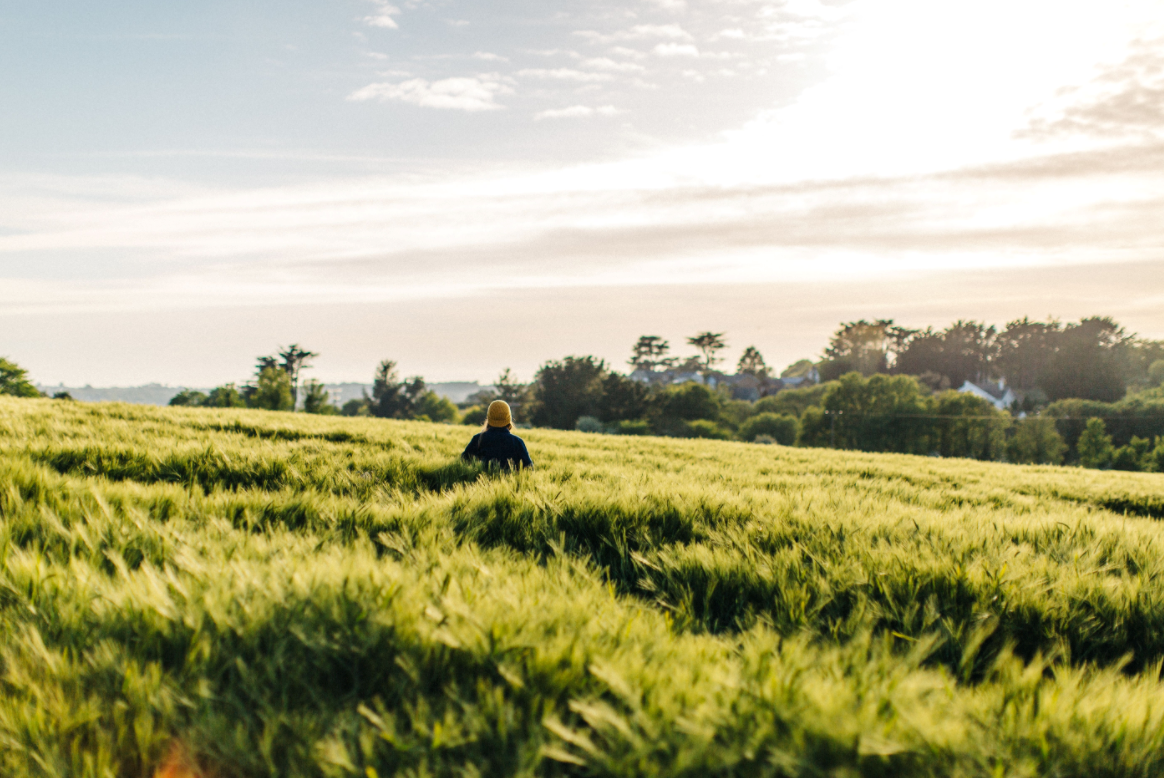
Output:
[{"xmin": 3, "ymin": 0, "xmax": 1163, "ymax": 386}]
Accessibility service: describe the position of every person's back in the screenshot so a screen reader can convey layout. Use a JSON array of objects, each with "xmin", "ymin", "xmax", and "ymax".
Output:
[{"xmin": 462, "ymin": 400, "xmax": 533, "ymax": 471}]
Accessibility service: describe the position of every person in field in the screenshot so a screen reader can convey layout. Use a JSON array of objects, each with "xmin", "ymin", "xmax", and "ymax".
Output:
[{"xmin": 462, "ymin": 400, "xmax": 533, "ymax": 470}]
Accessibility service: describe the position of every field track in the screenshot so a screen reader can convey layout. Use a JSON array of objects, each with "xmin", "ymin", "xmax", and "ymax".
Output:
[{"xmin": 3, "ymin": 397, "xmax": 1164, "ymax": 777}]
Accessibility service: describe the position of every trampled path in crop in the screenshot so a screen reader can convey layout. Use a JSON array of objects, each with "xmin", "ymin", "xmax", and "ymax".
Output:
[{"xmin": 3, "ymin": 397, "xmax": 1164, "ymax": 777}]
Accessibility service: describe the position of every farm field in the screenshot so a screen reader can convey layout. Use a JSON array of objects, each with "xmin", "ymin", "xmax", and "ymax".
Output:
[{"xmin": 4, "ymin": 398, "xmax": 1164, "ymax": 776}]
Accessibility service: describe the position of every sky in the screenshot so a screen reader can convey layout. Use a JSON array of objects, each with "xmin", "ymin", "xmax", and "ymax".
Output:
[{"xmin": 2, "ymin": 0, "xmax": 1163, "ymax": 387}]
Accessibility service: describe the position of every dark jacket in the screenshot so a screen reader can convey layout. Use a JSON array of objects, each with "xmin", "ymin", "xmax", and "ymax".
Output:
[{"xmin": 462, "ymin": 427, "xmax": 533, "ymax": 470}]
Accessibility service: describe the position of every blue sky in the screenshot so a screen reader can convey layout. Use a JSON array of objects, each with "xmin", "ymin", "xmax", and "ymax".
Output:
[{"xmin": 3, "ymin": 0, "xmax": 1164, "ymax": 386}]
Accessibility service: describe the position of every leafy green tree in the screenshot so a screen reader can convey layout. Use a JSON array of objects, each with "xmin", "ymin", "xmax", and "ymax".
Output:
[
  {"xmin": 205, "ymin": 384, "xmax": 246, "ymax": 408},
  {"xmin": 822, "ymin": 320, "xmax": 901, "ymax": 378},
  {"xmin": 169, "ymin": 389, "xmax": 208, "ymax": 407},
  {"xmin": 995, "ymin": 318, "xmax": 1060, "ymax": 391},
  {"xmin": 278, "ymin": 345, "xmax": 318, "ymax": 408},
  {"xmin": 415, "ymin": 391, "xmax": 458, "ymax": 423},
  {"xmin": 530, "ymin": 356, "xmax": 607, "ymax": 429},
  {"xmin": 494, "ymin": 368, "xmax": 529, "ymax": 416},
  {"xmin": 798, "ymin": 372, "xmax": 933, "ymax": 453},
  {"xmin": 736, "ymin": 346, "xmax": 769, "ymax": 379},
  {"xmin": 1076, "ymin": 417, "xmax": 1114, "ymax": 469},
  {"xmin": 931, "ymin": 391, "xmax": 1008, "ymax": 461},
  {"xmin": 369, "ymin": 360, "xmax": 426, "ymax": 419},
  {"xmin": 892, "ymin": 327, "xmax": 945, "ymax": 381},
  {"xmin": 1117, "ymin": 338, "xmax": 1164, "ymax": 391},
  {"xmin": 341, "ymin": 398, "xmax": 370, "ymax": 417},
  {"xmin": 895, "ymin": 321, "xmax": 997, "ymax": 388},
  {"xmin": 1149, "ymin": 438, "xmax": 1164, "ymax": 473},
  {"xmin": 753, "ymin": 383, "xmax": 834, "ymax": 418},
  {"xmin": 596, "ymin": 373, "xmax": 650, "ymax": 422},
  {"xmin": 687, "ymin": 332, "xmax": 726, "ymax": 375},
  {"xmin": 650, "ymin": 383, "xmax": 720, "ymax": 434},
  {"xmin": 251, "ymin": 367, "xmax": 294, "ymax": 411},
  {"xmin": 0, "ymin": 357, "xmax": 41, "ymax": 398},
  {"xmin": 51, "ymin": 391, "xmax": 74, "ymax": 401},
  {"xmin": 738, "ymin": 412, "xmax": 798, "ymax": 445},
  {"xmin": 628, "ymin": 336, "xmax": 675, "ymax": 373},
  {"xmin": 1041, "ymin": 317, "xmax": 1128, "ymax": 402},
  {"xmin": 1112, "ymin": 436, "xmax": 1151, "ymax": 471},
  {"xmin": 1045, "ymin": 395, "xmax": 1164, "ymax": 453},
  {"xmin": 1006, "ymin": 417, "xmax": 1065, "ymax": 465},
  {"xmin": 302, "ymin": 380, "xmax": 337, "ymax": 415},
  {"xmin": 1149, "ymin": 359, "xmax": 1164, "ymax": 387}
]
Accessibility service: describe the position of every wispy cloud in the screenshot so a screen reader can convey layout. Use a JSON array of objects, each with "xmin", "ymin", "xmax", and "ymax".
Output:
[
  {"xmin": 653, "ymin": 43, "xmax": 700, "ymax": 57},
  {"xmin": 517, "ymin": 68, "xmax": 615, "ymax": 82},
  {"xmin": 534, "ymin": 104, "xmax": 621, "ymax": 120},
  {"xmin": 580, "ymin": 57, "xmax": 646, "ymax": 73},
  {"xmin": 362, "ymin": 0, "xmax": 400, "ymax": 29},
  {"xmin": 348, "ymin": 74, "xmax": 513, "ymax": 111},
  {"xmin": 575, "ymin": 23, "xmax": 694, "ymax": 44},
  {"xmin": 1022, "ymin": 38, "xmax": 1164, "ymax": 140}
]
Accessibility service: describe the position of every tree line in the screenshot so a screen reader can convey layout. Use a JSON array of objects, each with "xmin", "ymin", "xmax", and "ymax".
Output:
[
  {"xmin": 166, "ymin": 347, "xmax": 460, "ymax": 423},
  {"xmin": 5, "ymin": 314, "xmax": 1164, "ymax": 472},
  {"xmin": 820, "ymin": 316, "xmax": 1163, "ymax": 404}
]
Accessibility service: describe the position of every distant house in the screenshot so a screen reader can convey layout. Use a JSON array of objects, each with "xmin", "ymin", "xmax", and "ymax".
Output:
[
  {"xmin": 721, "ymin": 373, "xmax": 788, "ymax": 401},
  {"xmin": 629, "ymin": 368, "xmax": 707, "ymax": 386},
  {"xmin": 779, "ymin": 366, "xmax": 820, "ymax": 388},
  {"xmin": 957, "ymin": 378, "xmax": 1016, "ymax": 411}
]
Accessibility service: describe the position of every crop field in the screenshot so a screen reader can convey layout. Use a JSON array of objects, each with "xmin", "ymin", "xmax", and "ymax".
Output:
[{"xmin": 4, "ymin": 398, "xmax": 1164, "ymax": 777}]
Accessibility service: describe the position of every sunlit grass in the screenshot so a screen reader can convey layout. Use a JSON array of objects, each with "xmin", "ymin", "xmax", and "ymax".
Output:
[{"xmin": 2, "ymin": 396, "xmax": 1164, "ymax": 776}]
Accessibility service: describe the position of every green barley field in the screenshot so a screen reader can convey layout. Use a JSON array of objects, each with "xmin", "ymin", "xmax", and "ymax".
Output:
[{"xmin": 4, "ymin": 397, "xmax": 1164, "ymax": 777}]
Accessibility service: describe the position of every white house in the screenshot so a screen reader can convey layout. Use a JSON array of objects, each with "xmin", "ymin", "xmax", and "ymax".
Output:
[{"xmin": 957, "ymin": 378, "xmax": 1016, "ymax": 410}]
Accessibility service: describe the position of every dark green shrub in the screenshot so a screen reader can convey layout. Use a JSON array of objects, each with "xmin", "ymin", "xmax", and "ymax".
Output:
[
  {"xmin": 610, "ymin": 419, "xmax": 651, "ymax": 436},
  {"xmin": 679, "ymin": 419, "xmax": 732, "ymax": 439},
  {"xmin": 738, "ymin": 412, "xmax": 797, "ymax": 445},
  {"xmin": 652, "ymin": 382, "xmax": 720, "ymax": 422},
  {"xmin": 1112, "ymin": 436, "xmax": 1152, "ymax": 471},
  {"xmin": 460, "ymin": 405, "xmax": 486, "ymax": 426},
  {"xmin": 169, "ymin": 389, "xmax": 208, "ymax": 407}
]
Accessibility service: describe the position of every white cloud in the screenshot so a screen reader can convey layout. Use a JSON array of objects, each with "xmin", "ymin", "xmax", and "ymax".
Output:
[
  {"xmin": 363, "ymin": 1, "xmax": 400, "ymax": 29},
  {"xmin": 575, "ymin": 24, "xmax": 693, "ymax": 44},
  {"xmin": 716, "ymin": 28, "xmax": 746, "ymax": 40},
  {"xmin": 580, "ymin": 57, "xmax": 646, "ymax": 73},
  {"xmin": 626, "ymin": 24, "xmax": 693, "ymax": 40},
  {"xmin": 534, "ymin": 105, "xmax": 622, "ymax": 120},
  {"xmin": 653, "ymin": 43, "xmax": 700, "ymax": 57},
  {"xmin": 517, "ymin": 68, "xmax": 615, "ymax": 82},
  {"xmin": 644, "ymin": 0, "xmax": 687, "ymax": 10},
  {"xmin": 473, "ymin": 51, "xmax": 509, "ymax": 62},
  {"xmin": 348, "ymin": 74, "xmax": 513, "ymax": 111},
  {"xmin": 610, "ymin": 46, "xmax": 649, "ymax": 60}
]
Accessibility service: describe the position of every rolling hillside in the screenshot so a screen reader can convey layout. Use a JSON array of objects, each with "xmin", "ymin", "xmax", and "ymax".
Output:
[{"xmin": 2, "ymin": 397, "xmax": 1164, "ymax": 777}]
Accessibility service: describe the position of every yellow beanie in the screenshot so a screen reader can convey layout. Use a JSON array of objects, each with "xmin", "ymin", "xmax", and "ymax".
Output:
[{"xmin": 486, "ymin": 400, "xmax": 512, "ymax": 427}]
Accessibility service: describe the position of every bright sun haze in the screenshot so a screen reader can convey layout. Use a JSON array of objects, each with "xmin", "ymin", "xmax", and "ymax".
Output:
[{"xmin": 1, "ymin": 0, "xmax": 1162, "ymax": 385}]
